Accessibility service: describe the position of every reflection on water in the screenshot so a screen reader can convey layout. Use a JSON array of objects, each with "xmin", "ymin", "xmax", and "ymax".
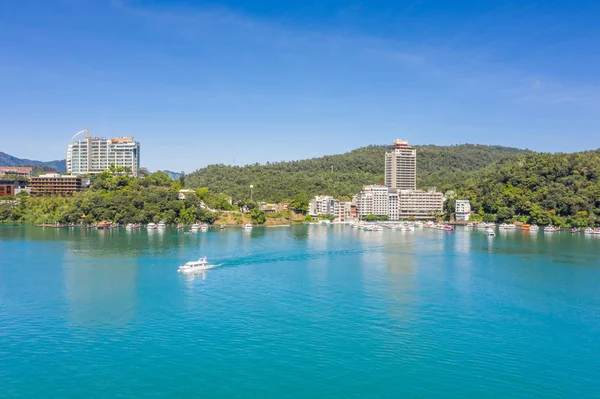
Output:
[
  {"xmin": 2, "ymin": 225, "xmax": 600, "ymax": 398},
  {"xmin": 63, "ymin": 251, "xmax": 138, "ymax": 327}
]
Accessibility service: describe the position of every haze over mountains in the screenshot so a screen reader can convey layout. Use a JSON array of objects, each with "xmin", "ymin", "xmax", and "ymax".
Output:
[{"xmin": 0, "ymin": 152, "xmax": 66, "ymax": 173}]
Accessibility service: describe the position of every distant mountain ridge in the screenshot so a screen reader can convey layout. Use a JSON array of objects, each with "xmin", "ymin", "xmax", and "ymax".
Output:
[
  {"xmin": 0, "ymin": 152, "xmax": 66, "ymax": 173},
  {"xmin": 162, "ymin": 170, "xmax": 181, "ymax": 180}
]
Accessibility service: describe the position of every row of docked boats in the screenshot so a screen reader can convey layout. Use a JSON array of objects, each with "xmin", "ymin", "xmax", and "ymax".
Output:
[
  {"xmin": 346, "ymin": 221, "xmax": 425, "ymax": 231},
  {"xmin": 583, "ymin": 228, "xmax": 600, "ymax": 235},
  {"xmin": 424, "ymin": 221, "xmax": 454, "ymax": 231}
]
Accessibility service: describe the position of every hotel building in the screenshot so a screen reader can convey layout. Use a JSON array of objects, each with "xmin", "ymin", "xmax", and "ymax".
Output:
[
  {"xmin": 66, "ymin": 128, "xmax": 140, "ymax": 176},
  {"xmin": 385, "ymin": 139, "xmax": 416, "ymax": 190},
  {"xmin": 355, "ymin": 139, "xmax": 444, "ymax": 220},
  {"xmin": 356, "ymin": 185, "xmax": 395, "ymax": 219},
  {"xmin": 30, "ymin": 173, "xmax": 91, "ymax": 196},
  {"xmin": 398, "ymin": 188, "xmax": 444, "ymax": 219}
]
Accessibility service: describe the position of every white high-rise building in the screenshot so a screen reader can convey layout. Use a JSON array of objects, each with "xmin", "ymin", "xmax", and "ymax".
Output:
[
  {"xmin": 66, "ymin": 128, "xmax": 141, "ymax": 176},
  {"xmin": 455, "ymin": 200, "xmax": 471, "ymax": 221},
  {"xmin": 385, "ymin": 139, "xmax": 416, "ymax": 190}
]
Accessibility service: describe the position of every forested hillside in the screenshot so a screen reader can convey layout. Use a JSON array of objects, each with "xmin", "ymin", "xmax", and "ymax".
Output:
[
  {"xmin": 0, "ymin": 171, "xmax": 223, "ymax": 225},
  {"xmin": 452, "ymin": 150, "xmax": 600, "ymax": 226},
  {"xmin": 185, "ymin": 144, "xmax": 527, "ymax": 202}
]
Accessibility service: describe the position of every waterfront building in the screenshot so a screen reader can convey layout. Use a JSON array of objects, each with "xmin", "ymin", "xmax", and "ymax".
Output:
[
  {"xmin": 66, "ymin": 128, "xmax": 141, "ymax": 176},
  {"xmin": 388, "ymin": 189, "xmax": 399, "ymax": 220},
  {"xmin": 356, "ymin": 185, "xmax": 397, "ymax": 219},
  {"xmin": 30, "ymin": 173, "xmax": 91, "ymax": 196},
  {"xmin": 0, "ymin": 178, "xmax": 29, "ymax": 197},
  {"xmin": 398, "ymin": 188, "xmax": 444, "ymax": 219},
  {"xmin": 385, "ymin": 139, "xmax": 416, "ymax": 190},
  {"xmin": 335, "ymin": 201, "xmax": 352, "ymax": 222},
  {"xmin": 308, "ymin": 196, "xmax": 353, "ymax": 222},
  {"xmin": 309, "ymin": 196, "xmax": 336, "ymax": 217},
  {"xmin": 0, "ymin": 166, "xmax": 33, "ymax": 178},
  {"xmin": 455, "ymin": 200, "xmax": 471, "ymax": 221}
]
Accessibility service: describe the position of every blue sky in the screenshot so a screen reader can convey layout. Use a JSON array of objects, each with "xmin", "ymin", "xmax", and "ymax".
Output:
[{"xmin": 1, "ymin": 0, "xmax": 600, "ymax": 172}]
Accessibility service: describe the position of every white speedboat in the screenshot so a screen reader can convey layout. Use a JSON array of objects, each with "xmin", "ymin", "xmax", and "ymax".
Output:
[
  {"xmin": 157, "ymin": 221, "xmax": 166, "ymax": 229},
  {"xmin": 242, "ymin": 223, "xmax": 253, "ymax": 230},
  {"xmin": 413, "ymin": 221, "xmax": 423, "ymax": 228},
  {"xmin": 465, "ymin": 223, "xmax": 474, "ymax": 228},
  {"xmin": 191, "ymin": 223, "xmax": 200, "ymax": 230},
  {"xmin": 178, "ymin": 257, "xmax": 214, "ymax": 273},
  {"xmin": 529, "ymin": 225, "xmax": 539, "ymax": 231},
  {"xmin": 200, "ymin": 223, "xmax": 209, "ymax": 232},
  {"xmin": 544, "ymin": 225, "xmax": 559, "ymax": 233},
  {"xmin": 147, "ymin": 222, "xmax": 157, "ymax": 229},
  {"xmin": 485, "ymin": 228, "xmax": 496, "ymax": 236},
  {"xmin": 126, "ymin": 223, "xmax": 134, "ymax": 229}
]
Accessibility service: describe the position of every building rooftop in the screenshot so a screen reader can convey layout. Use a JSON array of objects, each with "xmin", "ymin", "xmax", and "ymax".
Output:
[{"xmin": 392, "ymin": 139, "xmax": 412, "ymax": 149}]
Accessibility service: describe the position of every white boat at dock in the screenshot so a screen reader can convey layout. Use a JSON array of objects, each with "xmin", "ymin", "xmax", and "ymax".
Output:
[
  {"xmin": 157, "ymin": 221, "xmax": 166, "ymax": 229},
  {"xmin": 242, "ymin": 223, "xmax": 253, "ymax": 230},
  {"xmin": 147, "ymin": 222, "xmax": 157, "ymax": 229},
  {"xmin": 485, "ymin": 228, "xmax": 496, "ymax": 236}
]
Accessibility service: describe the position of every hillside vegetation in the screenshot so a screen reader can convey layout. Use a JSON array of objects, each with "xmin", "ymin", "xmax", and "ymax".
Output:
[
  {"xmin": 0, "ymin": 171, "xmax": 223, "ymax": 225},
  {"xmin": 452, "ymin": 150, "xmax": 600, "ymax": 226},
  {"xmin": 186, "ymin": 144, "xmax": 527, "ymax": 202}
]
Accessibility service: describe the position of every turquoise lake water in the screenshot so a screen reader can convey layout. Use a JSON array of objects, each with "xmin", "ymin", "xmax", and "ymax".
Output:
[{"xmin": 1, "ymin": 225, "xmax": 599, "ymax": 398}]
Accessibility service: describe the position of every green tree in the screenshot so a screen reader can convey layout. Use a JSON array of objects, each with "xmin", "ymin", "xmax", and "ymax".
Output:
[
  {"xmin": 290, "ymin": 193, "xmax": 309, "ymax": 215},
  {"xmin": 250, "ymin": 209, "xmax": 266, "ymax": 224}
]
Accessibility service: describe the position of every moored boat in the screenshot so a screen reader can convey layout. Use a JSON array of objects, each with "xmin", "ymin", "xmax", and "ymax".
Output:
[
  {"xmin": 147, "ymin": 222, "xmax": 157, "ymax": 229},
  {"xmin": 485, "ymin": 228, "xmax": 496, "ymax": 236},
  {"xmin": 242, "ymin": 223, "xmax": 253, "ymax": 231},
  {"xmin": 529, "ymin": 225, "xmax": 539, "ymax": 231},
  {"xmin": 97, "ymin": 221, "xmax": 112, "ymax": 229},
  {"xmin": 157, "ymin": 221, "xmax": 166, "ymax": 229},
  {"xmin": 571, "ymin": 227, "xmax": 581, "ymax": 233}
]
